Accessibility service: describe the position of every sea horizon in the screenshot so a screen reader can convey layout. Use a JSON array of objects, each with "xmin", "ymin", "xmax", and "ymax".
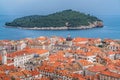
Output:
[{"xmin": 0, "ymin": 15, "xmax": 120, "ymax": 40}]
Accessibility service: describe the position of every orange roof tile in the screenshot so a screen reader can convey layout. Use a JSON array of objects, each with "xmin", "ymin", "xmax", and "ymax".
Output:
[
  {"xmin": 101, "ymin": 70, "xmax": 120, "ymax": 78},
  {"xmin": 30, "ymin": 70, "xmax": 40, "ymax": 76},
  {"xmin": 8, "ymin": 48, "xmax": 48, "ymax": 58},
  {"xmin": 36, "ymin": 36, "xmax": 47, "ymax": 41},
  {"xmin": 73, "ymin": 37, "xmax": 88, "ymax": 42},
  {"xmin": 78, "ymin": 60, "xmax": 93, "ymax": 66},
  {"xmin": 87, "ymin": 65, "xmax": 106, "ymax": 72}
]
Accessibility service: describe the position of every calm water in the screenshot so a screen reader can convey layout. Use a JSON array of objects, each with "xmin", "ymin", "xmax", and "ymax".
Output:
[{"xmin": 0, "ymin": 15, "xmax": 120, "ymax": 40}]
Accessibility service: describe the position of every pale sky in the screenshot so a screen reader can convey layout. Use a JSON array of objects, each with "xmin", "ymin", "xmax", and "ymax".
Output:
[{"xmin": 0, "ymin": 0, "xmax": 120, "ymax": 16}]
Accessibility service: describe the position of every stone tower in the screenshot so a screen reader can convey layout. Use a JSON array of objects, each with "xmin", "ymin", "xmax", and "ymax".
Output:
[
  {"xmin": 66, "ymin": 34, "xmax": 73, "ymax": 46},
  {"xmin": 1, "ymin": 48, "xmax": 7, "ymax": 65}
]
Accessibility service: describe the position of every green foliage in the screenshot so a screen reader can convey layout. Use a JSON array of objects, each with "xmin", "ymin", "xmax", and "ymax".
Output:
[
  {"xmin": 11, "ymin": 76, "xmax": 15, "ymax": 80},
  {"xmin": 5, "ymin": 9, "xmax": 102, "ymax": 27},
  {"xmin": 98, "ymin": 45, "xmax": 104, "ymax": 48}
]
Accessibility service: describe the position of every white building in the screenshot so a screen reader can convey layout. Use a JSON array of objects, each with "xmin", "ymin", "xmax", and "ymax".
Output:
[
  {"xmin": 14, "ymin": 53, "xmax": 34, "ymax": 67},
  {"xmin": 1, "ymin": 48, "xmax": 7, "ymax": 65},
  {"xmin": 17, "ymin": 42, "xmax": 27, "ymax": 51},
  {"xmin": 8, "ymin": 48, "xmax": 49, "ymax": 68}
]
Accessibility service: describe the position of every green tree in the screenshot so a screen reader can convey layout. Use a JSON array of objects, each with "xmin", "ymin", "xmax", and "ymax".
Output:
[{"xmin": 6, "ymin": 9, "xmax": 102, "ymax": 28}]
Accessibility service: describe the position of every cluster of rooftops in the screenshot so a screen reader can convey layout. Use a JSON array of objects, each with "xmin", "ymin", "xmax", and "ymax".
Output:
[{"xmin": 0, "ymin": 35, "xmax": 120, "ymax": 80}]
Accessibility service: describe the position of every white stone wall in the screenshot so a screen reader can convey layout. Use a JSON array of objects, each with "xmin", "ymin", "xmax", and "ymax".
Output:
[
  {"xmin": 87, "ymin": 56, "xmax": 96, "ymax": 62},
  {"xmin": 14, "ymin": 54, "xmax": 34, "ymax": 67}
]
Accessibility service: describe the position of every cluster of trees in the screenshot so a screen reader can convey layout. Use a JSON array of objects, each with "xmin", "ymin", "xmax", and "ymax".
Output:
[{"xmin": 6, "ymin": 9, "xmax": 102, "ymax": 27}]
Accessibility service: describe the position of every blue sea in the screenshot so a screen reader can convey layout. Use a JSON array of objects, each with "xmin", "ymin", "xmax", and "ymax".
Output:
[{"xmin": 0, "ymin": 15, "xmax": 120, "ymax": 40}]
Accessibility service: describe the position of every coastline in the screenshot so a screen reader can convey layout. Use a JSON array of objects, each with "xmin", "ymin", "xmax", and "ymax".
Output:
[
  {"xmin": 6, "ymin": 21, "xmax": 103, "ymax": 30},
  {"xmin": 22, "ymin": 26, "xmax": 103, "ymax": 30}
]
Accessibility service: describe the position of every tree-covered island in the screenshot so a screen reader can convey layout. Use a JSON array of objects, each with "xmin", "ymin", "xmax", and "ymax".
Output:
[{"xmin": 5, "ymin": 9, "xmax": 103, "ymax": 30}]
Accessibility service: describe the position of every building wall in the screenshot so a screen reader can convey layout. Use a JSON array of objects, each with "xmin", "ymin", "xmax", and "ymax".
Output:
[
  {"xmin": 99, "ymin": 74, "xmax": 120, "ymax": 80},
  {"xmin": 14, "ymin": 54, "xmax": 34, "ymax": 67}
]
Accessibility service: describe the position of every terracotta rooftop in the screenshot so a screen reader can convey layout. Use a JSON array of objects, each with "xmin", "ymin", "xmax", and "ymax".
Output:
[
  {"xmin": 101, "ymin": 70, "xmax": 120, "ymax": 78},
  {"xmin": 78, "ymin": 60, "xmax": 93, "ymax": 66},
  {"xmin": 87, "ymin": 65, "xmax": 106, "ymax": 72},
  {"xmin": 8, "ymin": 48, "xmax": 48, "ymax": 58}
]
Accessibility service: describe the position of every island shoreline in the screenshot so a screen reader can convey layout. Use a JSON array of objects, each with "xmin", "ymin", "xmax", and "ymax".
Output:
[{"xmin": 5, "ymin": 22, "xmax": 103, "ymax": 30}]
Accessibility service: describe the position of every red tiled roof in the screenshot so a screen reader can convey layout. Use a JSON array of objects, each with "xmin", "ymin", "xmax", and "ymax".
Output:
[
  {"xmin": 101, "ymin": 70, "xmax": 120, "ymax": 78},
  {"xmin": 87, "ymin": 65, "xmax": 106, "ymax": 72}
]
